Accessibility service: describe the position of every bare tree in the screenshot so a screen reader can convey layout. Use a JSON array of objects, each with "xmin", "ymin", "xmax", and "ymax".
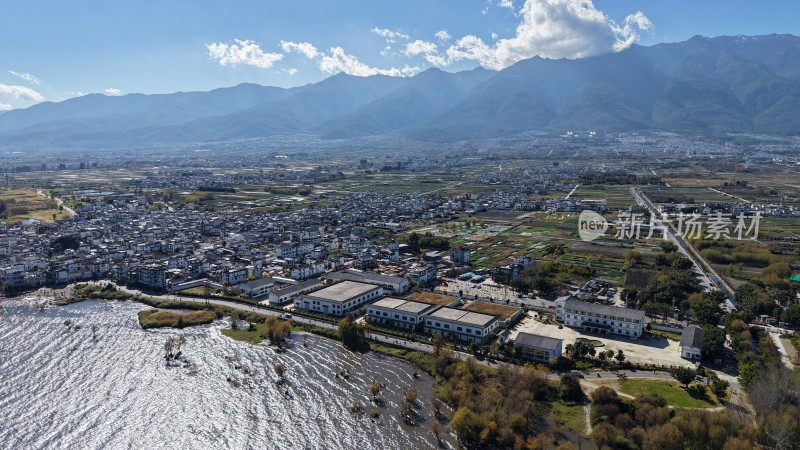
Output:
[
  {"xmin": 274, "ymin": 362, "xmax": 286, "ymax": 379},
  {"xmin": 431, "ymin": 397, "xmax": 443, "ymax": 419},
  {"xmin": 370, "ymin": 381, "xmax": 382, "ymax": 401}
]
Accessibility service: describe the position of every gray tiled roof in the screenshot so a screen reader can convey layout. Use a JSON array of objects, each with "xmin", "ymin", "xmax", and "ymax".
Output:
[
  {"xmin": 427, "ymin": 307, "xmax": 496, "ymax": 327},
  {"xmin": 305, "ymin": 280, "xmax": 380, "ymax": 303},
  {"xmin": 680, "ymin": 326, "xmax": 704, "ymax": 348},
  {"xmin": 514, "ymin": 332, "xmax": 562, "ymax": 351},
  {"xmin": 370, "ymin": 297, "xmax": 436, "ymax": 315}
]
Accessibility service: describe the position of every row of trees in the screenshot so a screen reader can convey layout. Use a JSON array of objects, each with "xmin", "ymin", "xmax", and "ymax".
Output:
[
  {"xmin": 512, "ymin": 262, "xmax": 596, "ymax": 296},
  {"xmin": 402, "ymin": 231, "xmax": 451, "ymax": 251}
]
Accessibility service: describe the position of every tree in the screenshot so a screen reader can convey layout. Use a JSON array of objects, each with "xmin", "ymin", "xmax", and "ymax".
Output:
[
  {"xmin": 735, "ymin": 283, "xmax": 770, "ymax": 318},
  {"xmin": 615, "ymin": 350, "xmax": 626, "ymax": 364},
  {"xmin": 432, "ymin": 420, "xmax": 442, "ymax": 444},
  {"xmin": 450, "ymin": 407, "xmax": 484, "ymax": 447},
  {"xmin": 691, "ymin": 295, "xmax": 723, "ymax": 325},
  {"xmin": 660, "ymin": 241, "xmax": 678, "ymax": 253},
  {"xmin": 560, "ymin": 374, "xmax": 583, "ymax": 401},
  {"xmin": 431, "ymin": 397, "xmax": 443, "ymax": 418},
  {"xmin": 710, "ymin": 378, "xmax": 729, "ymax": 401},
  {"xmin": 432, "ymin": 334, "xmax": 444, "ymax": 356},
  {"xmin": 625, "ymin": 250, "xmax": 642, "ymax": 266},
  {"xmin": 266, "ymin": 316, "xmax": 291, "ymax": 345},
  {"xmin": 671, "ymin": 367, "xmax": 695, "ymax": 388},
  {"xmin": 701, "ymin": 324, "xmax": 726, "ymax": 360},
  {"xmin": 672, "ymin": 256, "xmax": 693, "ymax": 270},
  {"xmin": 338, "ymin": 316, "xmax": 367, "ymax": 351},
  {"xmin": 405, "ymin": 388, "xmax": 418, "ymax": 404},
  {"xmin": 738, "ymin": 361, "xmax": 758, "ymax": 388},
  {"xmin": 370, "ymin": 381, "xmax": 382, "ymax": 401},
  {"xmin": 163, "ymin": 334, "xmax": 186, "ymax": 363},
  {"xmin": 274, "ymin": 362, "xmax": 286, "ymax": 378}
]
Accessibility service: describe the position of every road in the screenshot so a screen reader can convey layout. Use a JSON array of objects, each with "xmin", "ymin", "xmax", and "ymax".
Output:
[
  {"xmin": 630, "ymin": 188, "xmax": 737, "ymax": 311},
  {"xmin": 98, "ymin": 282, "xmax": 482, "ymax": 364},
  {"xmin": 37, "ymin": 190, "xmax": 77, "ymax": 217},
  {"xmin": 768, "ymin": 331, "xmax": 797, "ymax": 370},
  {"xmin": 85, "ymin": 281, "xmax": 739, "ymax": 382},
  {"xmin": 565, "ymin": 184, "xmax": 580, "ymax": 200}
]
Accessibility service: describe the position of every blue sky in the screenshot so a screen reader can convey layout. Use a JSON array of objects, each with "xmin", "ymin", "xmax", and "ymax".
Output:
[{"xmin": 2, "ymin": 0, "xmax": 799, "ymax": 110}]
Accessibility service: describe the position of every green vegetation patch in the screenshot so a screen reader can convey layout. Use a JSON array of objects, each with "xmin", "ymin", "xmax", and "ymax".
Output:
[
  {"xmin": 550, "ymin": 400, "xmax": 587, "ymax": 434},
  {"xmin": 138, "ymin": 309, "xmax": 217, "ymax": 329},
  {"xmin": 575, "ymin": 338, "xmax": 604, "ymax": 347},
  {"xmin": 618, "ymin": 379, "xmax": 718, "ymax": 408}
]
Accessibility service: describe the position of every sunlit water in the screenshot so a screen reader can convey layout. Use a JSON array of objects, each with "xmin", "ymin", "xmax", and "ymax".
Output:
[{"xmin": 0, "ymin": 298, "xmax": 455, "ymax": 449}]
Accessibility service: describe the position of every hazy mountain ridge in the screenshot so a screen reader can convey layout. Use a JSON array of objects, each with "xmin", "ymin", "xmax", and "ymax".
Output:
[{"xmin": 2, "ymin": 34, "xmax": 800, "ymax": 148}]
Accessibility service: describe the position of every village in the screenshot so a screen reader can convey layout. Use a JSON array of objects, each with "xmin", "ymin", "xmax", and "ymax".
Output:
[{"xmin": 4, "ymin": 170, "xmax": 798, "ymax": 378}]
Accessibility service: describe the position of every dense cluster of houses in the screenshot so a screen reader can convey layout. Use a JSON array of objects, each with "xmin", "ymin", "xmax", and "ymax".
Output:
[{"xmin": 0, "ymin": 191, "xmax": 460, "ymax": 292}]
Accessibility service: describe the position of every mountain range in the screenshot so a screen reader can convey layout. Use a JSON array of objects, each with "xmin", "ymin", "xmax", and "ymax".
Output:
[{"xmin": 3, "ymin": 34, "xmax": 800, "ymax": 148}]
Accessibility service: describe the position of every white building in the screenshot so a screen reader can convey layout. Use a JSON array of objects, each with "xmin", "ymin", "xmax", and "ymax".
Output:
[
  {"xmin": 327, "ymin": 269, "xmax": 410, "ymax": 295},
  {"xmin": 298, "ymin": 280, "xmax": 383, "ymax": 316},
  {"xmin": 240, "ymin": 277, "xmax": 275, "ymax": 299},
  {"xmin": 264, "ymin": 279, "xmax": 323, "ymax": 305},
  {"xmin": 366, "ymin": 297, "xmax": 439, "ymax": 331},
  {"xmin": 555, "ymin": 297, "xmax": 645, "ymax": 338},
  {"xmin": 513, "ymin": 332, "xmax": 563, "ymax": 362},
  {"xmin": 679, "ymin": 326, "xmax": 703, "ymax": 360},
  {"xmin": 424, "ymin": 307, "xmax": 500, "ymax": 344}
]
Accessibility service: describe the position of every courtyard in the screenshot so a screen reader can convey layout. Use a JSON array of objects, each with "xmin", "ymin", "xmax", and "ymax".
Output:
[{"xmin": 509, "ymin": 315, "xmax": 694, "ymax": 368}]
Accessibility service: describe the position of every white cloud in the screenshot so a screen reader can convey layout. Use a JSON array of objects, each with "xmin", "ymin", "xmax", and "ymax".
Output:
[
  {"xmin": 319, "ymin": 47, "xmax": 420, "ymax": 77},
  {"xmin": 283, "ymin": 39, "xmax": 420, "ymax": 77},
  {"xmin": 498, "ymin": 0, "xmax": 515, "ymax": 11},
  {"xmin": 206, "ymin": 39, "xmax": 284, "ymax": 69},
  {"xmin": 103, "ymin": 88, "xmax": 122, "ymax": 96},
  {"xmin": 0, "ymin": 83, "xmax": 44, "ymax": 101},
  {"xmin": 8, "ymin": 70, "xmax": 42, "ymax": 85},
  {"xmin": 491, "ymin": 33, "xmax": 499, "ymax": 40},
  {"xmin": 286, "ymin": 68, "xmax": 298, "ymax": 76},
  {"xmin": 69, "ymin": 91, "xmax": 87, "ymax": 97},
  {"xmin": 280, "ymin": 41, "xmax": 319, "ymax": 59},
  {"xmin": 435, "ymin": 30, "xmax": 451, "ymax": 42},
  {"xmin": 371, "ymin": 27, "xmax": 410, "ymax": 43},
  {"xmin": 0, "ymin": 103, "xmax": 12, "ymax": 111},
  {"xmin": 404, "ymin": 40, "xmax": 447, "ymax": 66},
  {"xmin": 446, "ymin": 0, "xmax": 652, "ymax": 69},
  {"xmin": 612, "ymin": 11, "xmax": 653, "ymax": 51}
]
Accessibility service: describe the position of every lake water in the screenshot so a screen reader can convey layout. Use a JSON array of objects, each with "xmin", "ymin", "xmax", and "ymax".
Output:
[{"xmin": 0, "ymin": 297, "xmax": 455, "ymax": 449}]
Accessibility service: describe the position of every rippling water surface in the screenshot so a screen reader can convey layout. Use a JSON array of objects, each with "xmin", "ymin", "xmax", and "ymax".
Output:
[{"xmin": 0, "ymin": 298, "xmax": 455, "ymax": 449}]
